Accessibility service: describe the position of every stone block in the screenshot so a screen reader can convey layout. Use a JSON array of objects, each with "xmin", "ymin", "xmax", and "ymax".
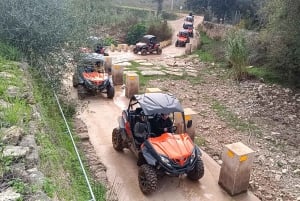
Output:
[
  {"xmin": 174, "ymin": 108, "xmax": 197, "ymax": 139},
  {"xmin": 218, "ymin": 142, "xmax": 255, "ymax": 195},
  {"xmin": 185, "ymin": 43, "xmax": 192, "ymax": 55},
  {"xmin": 112, "ymin": 65, "xmax": 124, "ymax": 85},
  {"xmin": 125, "ymin": 72, "xmax": 139, "ymax": 98},
  {"xmin": 145, "ymin": 88, "xmax": 162, "ymax": 93}
]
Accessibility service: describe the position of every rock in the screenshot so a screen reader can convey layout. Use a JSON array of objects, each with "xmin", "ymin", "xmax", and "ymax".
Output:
[
  {"xmin": 293, "ymin": 169, "xmax": 300, "ymax": 174},
  {"xmin": 11, "ymin": 163, "xmax": 27, "ymax": 178},
  {"xmin": 6, "ymin": 86, "xmax": 20, "ymax": 98},
  {"xmin": 25, "ymin": 149, "xmax": 39, "ymax": 168},
  {"xmin": 27, "ymin": 191, "xmax": 51, "ymax": 201},
  {"xmin": 26, "ymin": 168, "xmax": 45, "ymax": 186},
  {"xmin": 2, "ymin": 126, "xmax": 24, "ymax": 145},
  {"xmin": 3, "ymin": 146, "xmax": 29, "ymax": 158},
  {"xmin": 274, "ymin": 174, "xmax": 281, "ymax": 181},
  {"xmin": 0, "ymin": 188, "xmax": 21, "ymax": 201},
  {"xmin": 281, "ymin": 169, "xmax": 288, "ymax": 174},
  {"xmin": 0, "ymin": 99, "xmax": 11, "ymax": 108},
  {"xmin": 265, "ymin": 195, "xmax": 273, "ymax": 200},
  {"xmin": 0, "ymin": 72, "xmax": 15, "ymax": 79},
  {"xmin": 217, "ymin": 160, "xmax": 223, "ymax": 165},
  {"xmin": 19, "ymin": 135, "xmax": 36, "ymax": 148}
]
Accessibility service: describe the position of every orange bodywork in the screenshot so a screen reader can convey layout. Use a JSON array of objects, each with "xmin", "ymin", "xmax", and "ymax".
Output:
[
  {"xmin": 148, "ymin": 133, "xmax": 194, "ymax": 166},
  {"xmin": 83, "ymin": 72, "xmax": 104, "ymax": 85}
]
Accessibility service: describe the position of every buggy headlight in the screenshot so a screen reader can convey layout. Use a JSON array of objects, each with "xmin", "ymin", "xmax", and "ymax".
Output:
[
  {"xmin": 190, "ymin": 148, "xmax": 196, "ymax": 163},
  {"xmin": 160, "ymin": 155, "xmax": 172, "ymax": 167}
]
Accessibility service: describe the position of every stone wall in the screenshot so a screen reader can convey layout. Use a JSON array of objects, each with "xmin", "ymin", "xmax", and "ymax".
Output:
[{"xmin": 199, "ymin": 21, "xmax": 234, "ymax": 40}]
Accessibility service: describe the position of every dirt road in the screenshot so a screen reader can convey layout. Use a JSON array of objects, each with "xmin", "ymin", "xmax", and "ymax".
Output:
[{"xmin": 76, "ymin": 15, "xmax": 261, "ymax": 201}]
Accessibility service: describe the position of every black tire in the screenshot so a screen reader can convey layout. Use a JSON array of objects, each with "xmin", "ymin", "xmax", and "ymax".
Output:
[
  {"xmin": 138, "ymin": 164, "xmax": 158, "ymax": 194},
  {"xmin": 133, "ymin": 48, "xmax": 138, "ymax": 54},
  {"xmin": 112, "ymin": 128, "xmax": 123, "ymax": 151},
  {"xmin": 77, "ymin": 85, "xmax": 86, "ymax": 100},
  {"xmin": 187, "ymin": 157, "xmax": 204, "ymax": 181},
  {"xmin": 107, "ymin": 85, "xmax": 115, "ymax": 99},
  {"xmin": 72, "ymin": 74, "xmax": 78, "ymax": 87},
  {"xmin": 175, "ymin": 41, "xmax": 179, "ymax": 47},
  {"xmin": 157, "ymin": 48, "xmax": 162, "ymax": 55},
  {"xmin": 141, "ymin": 49, "xmax": 147, "ymax": 56}
]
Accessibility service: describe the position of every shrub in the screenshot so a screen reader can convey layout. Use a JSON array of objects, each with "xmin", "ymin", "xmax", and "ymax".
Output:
[
  {"xmin": 126, "ymin": 23, "xmax": 147, "ymax": 45},
  {"xmin": 147, "ymin": 20, "xmax": 172, "ymax": 41},
  {"xmin": 225, "ymin": 29, "xmax": 249, "ymax": 80}
]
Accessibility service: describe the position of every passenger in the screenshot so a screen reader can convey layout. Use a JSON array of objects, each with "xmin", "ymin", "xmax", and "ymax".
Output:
[{"xmin": 134, "ymin": 113, "xmax": 150, "ymax": 146}]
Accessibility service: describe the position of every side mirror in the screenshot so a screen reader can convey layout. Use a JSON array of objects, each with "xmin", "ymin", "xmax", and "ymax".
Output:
[{"xmin": 187, "ymin": 120, "xmax": 193, "ymax": 128}]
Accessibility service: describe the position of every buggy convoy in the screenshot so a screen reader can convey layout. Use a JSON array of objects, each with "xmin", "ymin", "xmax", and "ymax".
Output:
[
  {"xmin": 133, "ymin": 35, "xmax": 162, "ymax": 55},
  {"xmin": 112, "ymin": 93, "xmax": 204, "ymax": 194},
  {"xmin": 72, "ymin": 53, "xmax": 114, "ymax": 99}
]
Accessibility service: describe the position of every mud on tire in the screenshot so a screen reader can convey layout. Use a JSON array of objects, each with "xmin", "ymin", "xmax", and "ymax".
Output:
[
  {"xmin": 112, "ymin": 128, "xmax": 123, "ymax": 151},
  {"xmin": 138, "ymin": 164, "xmax": 158, "ymax": 194},
  {"xmin": 187, "ymin": 157, "xmax": 204, "ymax": 180}
]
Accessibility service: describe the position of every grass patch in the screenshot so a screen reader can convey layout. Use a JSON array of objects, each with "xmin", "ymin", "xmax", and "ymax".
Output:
[
  {"xmin": 194, "ymin": 31, "xmax": 225, "ymax": 63},
  {"xmin": 0, "ymin": 41, "xmax": 22, "ymax": 61},
  {"xmin": 247, "ymin": 66, "xmax": 282, "ymax": 84},
  {"xmin": 211, "ymin": 99, "xmax": 261, "ymax": 136},
  {"xmin": 31, "ymin": 67, "xmax": 106, "ymax": 200}
]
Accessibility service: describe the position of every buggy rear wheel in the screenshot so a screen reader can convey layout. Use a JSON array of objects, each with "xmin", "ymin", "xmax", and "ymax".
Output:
[
  {"xmin": 107, "ymin": 85, "xmax": 115, "ymax": 99},
  {"xmin": 138, "ymin": 164, "xmax": 157, "ymax": 194},
  {"xmin": 77, "ymin": 85, "xmax": 86, "ymax": 100},
  {"xmin": 187, "ymin": 157, "xmax": 204, "ymax": 180},
  {"xmin": 157, "ymin": 48, "xmax": 162, "ymax": 55},
  {"xmin": 112, "ymin": 128, "xmax": 123, "ymax": 151},
  {"xmin": 175, "ymin": 41, "xmax": 179, "ymax": 47}
]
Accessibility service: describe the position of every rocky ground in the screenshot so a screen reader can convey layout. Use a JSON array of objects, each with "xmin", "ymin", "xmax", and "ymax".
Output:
[{"xmin": 145, "ymin": 55, "xmax": 300, "ymax": 201}]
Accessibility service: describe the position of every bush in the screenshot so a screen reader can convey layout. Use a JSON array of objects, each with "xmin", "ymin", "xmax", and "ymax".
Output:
[
  {"xmin": 147, "ymin": 20, "xmax": 172, "ymax": 41},
  {"xmin": 225, "ymin": 29, "xmax": 249, "ymax": 80},
  {"xmin": 126, "ymin": 23, "xmax": 147, "ymax": 45}
]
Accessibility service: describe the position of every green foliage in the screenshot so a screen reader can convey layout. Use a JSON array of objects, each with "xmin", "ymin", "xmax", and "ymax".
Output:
[
  {"xmin": 161, "ymin": 11, "xmax": 179, "ymax": 20},
  {"xmin": 260, "ymin": 0, "xmax": 300, "ymax": 88},
  {"xmin": 126, "ymin": 23, "xmax": 147, "ymax": 45},
  {"xmin": 225, "ymin": 29, "xmax": 249, "ymax": 80},
  {"xmin": 247, "ymin": 66, "xmax": 282, "ymax": 84},
  {"xmin": 147, "ymin": 20, "xmax": 173, "ymax": 41},
  {"xmin": 42, "ymin": 178, "xmax": 56, "ymax": 197},
  {"xmin": 194, "ymin": 31, "xmax": 225, "ymax": 62},
  {"xmin": 0, "ymin": 41, "xmax": 22, "ymax": 61},
  {"xmin": 31, "ymin": 67, "xmax": 106, "ymax": 200},
  {"xmin": 9, "ymin": 179, "xmax": 26, "ymax": 194},
  {"xmin": 0, "ymin": 0, "xmax": 79, "ymax": 56}
]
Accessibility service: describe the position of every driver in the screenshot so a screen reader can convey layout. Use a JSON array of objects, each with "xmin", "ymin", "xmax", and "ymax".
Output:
[{"xmin": 153, "ymin": 113, "xmax": 173, "ymax": 136}]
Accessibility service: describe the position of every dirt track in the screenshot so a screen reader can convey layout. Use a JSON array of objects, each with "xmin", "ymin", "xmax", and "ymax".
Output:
[{"xmin": 72, "ymin": 15, "xmax": 264, "ymax": 201}]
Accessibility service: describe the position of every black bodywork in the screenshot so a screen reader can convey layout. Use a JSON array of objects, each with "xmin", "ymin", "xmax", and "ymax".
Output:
[
  {"xmin": 183, "ymin": 22, "xmax": 194, "ymax": 37},
  {"xmin": 133, "ymin": 35, "xmax": 162, "ymax": 55}
]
